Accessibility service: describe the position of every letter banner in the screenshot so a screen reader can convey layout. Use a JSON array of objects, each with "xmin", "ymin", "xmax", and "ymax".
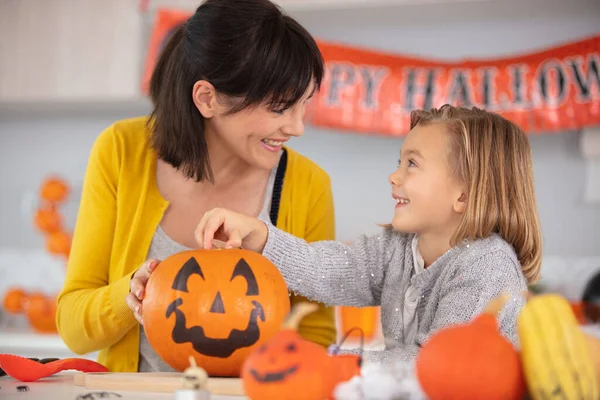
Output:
[{"xmin": 143, "ymin": 9, "xmax": 600, "ymax": 135}]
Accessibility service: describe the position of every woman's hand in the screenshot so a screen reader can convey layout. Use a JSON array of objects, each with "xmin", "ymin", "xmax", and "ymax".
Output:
[
  {"xmin": 194, "ymin": 208, "xmax": 268, "ymax": 252},
  {"xmin": 125, "ymin": 259, "xmax": 160, "ymax": 325}
]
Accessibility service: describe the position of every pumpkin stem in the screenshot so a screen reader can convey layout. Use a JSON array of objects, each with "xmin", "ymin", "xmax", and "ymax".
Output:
[
  {"xmin": 282, "ymin": 302, "xmax": 319, "ymax": 330},
  {"xmin": 484, "ymin": 293, "xmax": 511, "ymax": 316},
  {"xmin": 188, "ymin": 356, "xmax": 197, "ymax": 369}
]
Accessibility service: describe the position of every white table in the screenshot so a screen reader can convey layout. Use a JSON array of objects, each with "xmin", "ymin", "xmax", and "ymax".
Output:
[{"xmin": 0, "ymin": 374, "xmax": 246, "ymax": 400}]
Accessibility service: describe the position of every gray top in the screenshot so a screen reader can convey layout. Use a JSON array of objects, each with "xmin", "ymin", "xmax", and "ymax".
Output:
[
  {"xmin": 138, "ymin": 165, "xmax": 277, "ymax": 372},
  {"xmin": 261, "ymin": 223, "xmax": 528, "ymax": 365}
]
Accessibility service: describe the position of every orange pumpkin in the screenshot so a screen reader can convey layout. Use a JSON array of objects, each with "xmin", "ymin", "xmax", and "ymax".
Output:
[
  {"xmin": 329, "ymin": 353, "xmax": 363, "ymax": 391},
  {"xmin": 34, "ymin": 206, "xmax": 63, "ymax": 233},
  {"xmin": 46, "ymin": 231, "xmax": 71, "ymax": 256},
  {"xmin": 25, "ymin": 293, "xmax": 58, "ymax": 333},
  {"xmin": 40, "ymin": 177, "xmax": 69, "ymax": 203},
  {"xmin": 142, "ymin": 249, "xmax": 290, "ymax": 376},
  {"xmin": 242, "ymin": 303, "xmax": 361, "ymax": 400},
  {"xmin": 416, "ymin": 294, "xmax": 525, "ymax": 400},
  {"xmin": 3, "ymin": 287, "xmax": 27, "ymax": 314}
]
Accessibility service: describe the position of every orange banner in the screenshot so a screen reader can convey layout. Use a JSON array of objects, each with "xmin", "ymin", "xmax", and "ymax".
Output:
[
  {"xmin": 143, "ymin": 9, "xmax": 600, "ymax": 135},
  {"xmin": 141, "ymin": 9, "xmax": 191, "ymax": 94}
]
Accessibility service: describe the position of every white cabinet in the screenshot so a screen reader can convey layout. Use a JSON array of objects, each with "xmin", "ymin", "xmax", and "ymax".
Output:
[{"xmin": 0, "ymin": 0, "xmax": 144, "ymax": 103}]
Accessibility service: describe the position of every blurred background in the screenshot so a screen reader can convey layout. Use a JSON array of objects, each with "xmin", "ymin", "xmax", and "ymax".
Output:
[{"xmin": 0, "ymin": 0, "xmax": 599, "ymax": 358}]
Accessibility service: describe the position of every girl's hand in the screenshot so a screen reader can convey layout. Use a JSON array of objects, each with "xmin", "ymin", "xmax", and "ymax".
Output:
[
  {"xmin": 194, "ymin": 208, "xmax": 268, "ymax": 252},
  {"xmin": 125, "ymin": 259, "xmax": 160, "ymax": 325}
]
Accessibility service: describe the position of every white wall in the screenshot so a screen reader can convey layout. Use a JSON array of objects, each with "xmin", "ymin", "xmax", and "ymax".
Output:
[{"xmin": 0, "ymin": 0, "xmax": 599, "ymax": 299}]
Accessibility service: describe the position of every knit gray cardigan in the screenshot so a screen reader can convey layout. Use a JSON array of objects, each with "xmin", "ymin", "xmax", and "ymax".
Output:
[{"xmin": 262, "ymin": 224, "xmax": 527, "ymax": 364}]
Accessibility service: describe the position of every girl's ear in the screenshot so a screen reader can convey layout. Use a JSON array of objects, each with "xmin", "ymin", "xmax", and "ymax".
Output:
[{"xmin": 454, "ymin": 192, "xmax": 467, "ymax": 214}]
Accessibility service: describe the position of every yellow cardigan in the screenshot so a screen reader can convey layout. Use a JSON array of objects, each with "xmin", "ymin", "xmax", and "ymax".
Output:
[{"xmin": 56, "ymin": 117, "xmax": 337, "ymax": 372}]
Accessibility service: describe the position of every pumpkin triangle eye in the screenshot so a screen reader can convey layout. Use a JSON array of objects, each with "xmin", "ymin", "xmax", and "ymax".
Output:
[
  {"xmin": 230, "ymin": 258, "xmax": 259, "ymax": 296},
  {"xmin": 172, "ymin": 257, "xmax": 205, "ymax": 292}
]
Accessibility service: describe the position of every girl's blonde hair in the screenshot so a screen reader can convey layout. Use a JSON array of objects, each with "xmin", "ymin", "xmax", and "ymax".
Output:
[{"xmin": 410, "ymin": 105, "xmax": 542, "ymax": 284}]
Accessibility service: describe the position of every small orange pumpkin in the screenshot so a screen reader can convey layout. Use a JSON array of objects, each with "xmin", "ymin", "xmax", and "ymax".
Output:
[
  {"xmin": 241, "ymin": 303, "xmax": 361, "ymax": 400},
  {"xmin": 40, "ymin": 177, "xmax": 70, "ymax": 204},
  {"xmin": 416, "ymin": 294, "xmax": 525, "ymax": 400},
  {"xmin": 34, "ymin": 206, "xmax": 63, "ymax": 233},
  {"xmin": 25, "ymin": 293, "xmax": 58, "ymax": 334},
  {"xmin": 3, "ymin": 287, "xmax": 27, "ymax": 314},
  {"xmin": 46, "ymin": 231, "xmax": 71, "ymax": 256},
  {"xmin": 142, "ymin": 249, "xmax": 290, "ymax": 376}
]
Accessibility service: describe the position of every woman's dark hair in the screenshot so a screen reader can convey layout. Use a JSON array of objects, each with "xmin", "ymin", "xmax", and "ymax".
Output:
[{"xmin": 148, "ymin": 0, "xmax": 324, "ymax": 182}]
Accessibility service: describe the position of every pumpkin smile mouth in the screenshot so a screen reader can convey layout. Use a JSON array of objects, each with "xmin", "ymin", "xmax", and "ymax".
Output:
[
  {"xmin": 249, "ymin": 365, "xmax": 299, "ymax": 383},
  {"xmin": 166, "ymin": 299, "xmax": 265, "ymax": 359}
]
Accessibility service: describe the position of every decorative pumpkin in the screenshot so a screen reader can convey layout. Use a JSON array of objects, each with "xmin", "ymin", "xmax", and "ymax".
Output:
[
  {"xmin": 241, "ymin": 303, "xmax": 362, "ymax": 400},
  {"xmin": 46, "ymin": 231, "xmax": 71, "ymax": 257},
  {"xmin": 518, "ymin": 293, "xmax": 599, "ymax": 400},
  {"xmin": 34, "ymin": 207, "xmax": 62, "ymax": 233},
  {"xmin": 3, "ymin": 287, "xmax": 27, "ymax": 314},
  {"xmin": 25, "ymin": 293, "xmax": 58, "ymax": 334},
  {"xmin": 40, "ymin": 177, "xmax": 69, "ymax": 203},
  {"xmin": 142, "ymin": 249, "xmax": 290, "ymax": 376},
  {"xmin": 416, "ymin": 294, "xmax": 525, "ymax": 400},
  {"xmin": 330, "ymin": 353, "xmax": 363, "ymax": 391}
]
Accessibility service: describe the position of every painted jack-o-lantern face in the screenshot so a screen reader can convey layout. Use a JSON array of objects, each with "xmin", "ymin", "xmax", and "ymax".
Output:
[
  {"xmin": 243, "ymin": 330, "xmax": 333, "ymax": 400},
  {"xmin": 242, "ymin": 303, "xmax": 362, "ymax": 400},
  {"xmin": 143, "ymin": 249, "xmax": 290, "ymax": 376}
]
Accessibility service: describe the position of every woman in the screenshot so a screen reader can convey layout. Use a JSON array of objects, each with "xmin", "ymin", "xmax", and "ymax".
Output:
[{"xmin": 56, "ymin": 0, "xmax": 336, "ymax": 373}]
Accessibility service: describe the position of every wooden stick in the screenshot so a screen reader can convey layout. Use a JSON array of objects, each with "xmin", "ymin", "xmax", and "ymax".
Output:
[{"xmin": 74, "ymin": 372, "xmax": 245, "ymax": 396}]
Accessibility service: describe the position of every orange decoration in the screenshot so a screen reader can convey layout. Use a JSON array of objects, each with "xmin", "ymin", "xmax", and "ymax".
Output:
[
  {"xmin": 46, "ymin": 231, "xmax": 71, "ymax": 257},
  {"xmin": 33, "ymin": 175, "xmax": 72, "ymax": 266},
  {"xmin": 416, "ymin": 294, "xmax": 526, "ymax": 400},
  {"xmin": 3, "ymin": 287, "xmax": 27, "ymax": 314},
  {"xmin": 339, "ymin": 306, "xmax": 379, "ymax": 340},
  {"xmin": 242, "ymin": 303, "xmax": 361, "ymax": 400},
  {"xmin": 34, "ymin": 206, "xmax": 63, "ymax": 234},
  {"xmin": 40, "ymin": 177, "xmax": 70, "ymax": 204},
  {"xmin": 329, "ymin": 353, "xmax": 362, "ymax": 394},
  {"xmin": 570, "ymin": 301, "xmax": 587, "ymax": 325},
  {"xmin": 142, "ymin": 249, "xmax": 291, "ymax": 376},
  {"xmin": 24, "ymin": 293, "xmax": 58, "ymax": 334}
]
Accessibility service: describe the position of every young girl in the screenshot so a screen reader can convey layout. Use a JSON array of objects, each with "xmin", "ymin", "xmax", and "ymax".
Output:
[{"xmin": 194, "ymin": 105, "xmax": 543, "ymax": 363}]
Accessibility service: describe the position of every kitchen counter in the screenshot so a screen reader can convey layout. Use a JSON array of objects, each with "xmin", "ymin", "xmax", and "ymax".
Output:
[{"xmin": 0, "ymin": 329, "xmax": 97, "ymax": 360}]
